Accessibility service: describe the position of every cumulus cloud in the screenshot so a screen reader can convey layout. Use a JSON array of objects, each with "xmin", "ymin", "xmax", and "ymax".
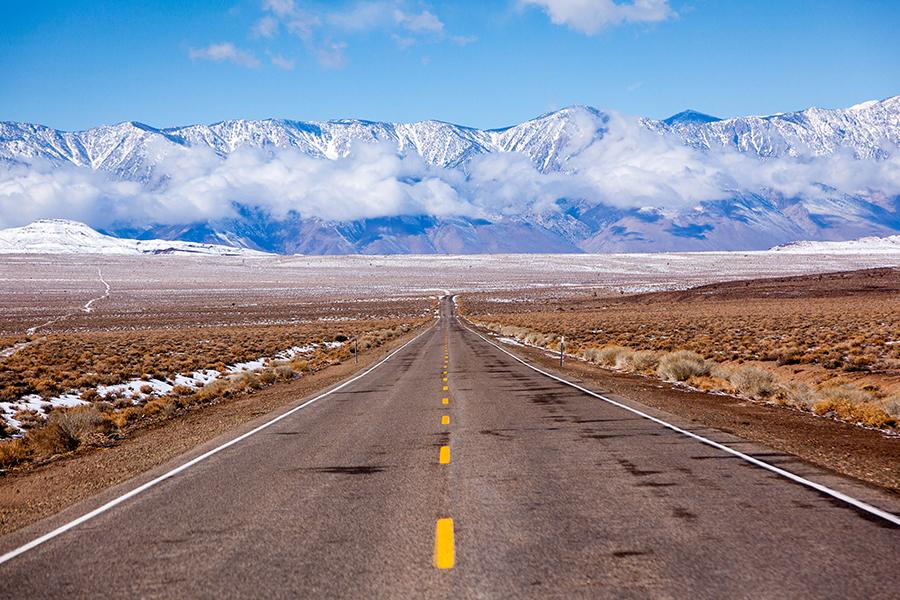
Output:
[
  {"xmin": 188, "ymin": 43, "xmax": 260, "ymax": 67},
  {"xmin": 520, "ymin": 0, "xmax": 675, "ymax": 34},
  {"xmin": 3, "ymin": 111, "xmax": 900, "ymax": 232}
]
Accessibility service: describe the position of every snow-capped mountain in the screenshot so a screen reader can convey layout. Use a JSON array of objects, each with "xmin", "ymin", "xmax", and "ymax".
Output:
[
  {"xmin": 645, "ymin": 96, "xmax": 900, "ymax": 159},
  {"xmin": 771, "ymin": 233, "xmax": 900, "ymax": 254},
  {"xmin": 1, "ymin": 97, "xmax": 899, "ymax": 254},
  {"xmin": 4, "ymin": 99, "xmax": 897, "ymax": 173},
  {"xmin": 0, "ymin": 220, "xmax": 269, "ymax": 255}
]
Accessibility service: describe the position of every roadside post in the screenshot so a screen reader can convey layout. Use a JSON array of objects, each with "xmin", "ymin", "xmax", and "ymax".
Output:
[
  {"xmin": 355, "ymin": 335, "xmax": 359, "ymax": 364},
  {"xmin": 560, "ymin": 335, "xmax": 565, "ymax": 367}
]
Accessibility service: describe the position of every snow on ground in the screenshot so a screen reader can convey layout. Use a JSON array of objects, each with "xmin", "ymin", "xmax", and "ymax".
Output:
[
  {"xmin": 771, "ymin": 235, "xmax": 900, "ymax": 254},
  {"xmin": 0, "ymin": 220, "xmax": 269, "ymax": 256},
  {"xmin": 0, "ymin": 341, "xmax": 343, "ymax": 435}
]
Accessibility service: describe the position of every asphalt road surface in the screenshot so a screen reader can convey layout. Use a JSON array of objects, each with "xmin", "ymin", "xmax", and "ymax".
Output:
[{"xmin": 1, "ymin": 298, "xmax": 898, "ymax": 598}]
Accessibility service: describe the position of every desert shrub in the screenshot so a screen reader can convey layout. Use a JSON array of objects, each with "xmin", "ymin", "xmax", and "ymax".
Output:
[
  {"xmin": 29, "ymin": 406, "xmax": 107, "ymax": 455},
  {"xmin": 13, "ymin": 409, "xmax": 44, "ymax": 430},
  {"xmin": 581, "ymin": 348, "xmax": 601, "ymax": 363},
  {"xmin": 817, "ymin": 383, "xmax": 874, "ymax": 405},
  {"xmin": 582, "ymin": 345, "xmax": 629, "ymax": 367},
  {"xmin": 730, "ymin": 366, "xmax": 777, "ymax": 400},
  {"xmin": 620, "ymin": 350, "xmax": 659, "ymax": 372},
  {"xmin": 880, "ymin": 394, "xmax": 900, "ymax": 420},
  {"xmin": 139, "ymin": 384, "xmax": 155, "ymax": 395},
  {"xmin": 258, "ymin": 369, "xmax": 277, "ymax": 385},
  {"xmin": 776, "ymin": 382, "xmax": 816, "ymax": 409},
  {"xmin": 0, "ymin": 438, "xmax": 28, "ymax": 467},
  {"xmin": 170, "ymin": 385, "xmax": 195, "ymax": 397},
  {"xmin": 195, "ymin": 380, "xmax": 229, "ymax": 402},
  {"xmin": 229, "ymin": 372, "xmax": 262, "ymax": 391},
  {"xmin": 657, "ymin": 350, "xmax": 710, "ymax": 382},
  {"xmin": 142, "ymin": 399, "xmax": 170, "ymax": 416},
  {"xmin": 274, "ymin": 365, "xmax": 295, "ymax": 380},
  {"xmin": 80, "ymin": 388, "xmax": 101, "ymax": 402},
  {"xmin": 598, "ymin": 346, "xmax": 629, "ymax": 367},
  {"xmin": 812, "ymin": 397, "xmax": 894, "ymax": 428},
  {"xmin": 112, "ymin": 396, "xmax": 133, "ymax": 410}
]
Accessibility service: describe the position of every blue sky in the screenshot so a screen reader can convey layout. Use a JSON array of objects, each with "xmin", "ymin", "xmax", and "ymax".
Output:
[{"xmin": 2, "ymin": 0, "xmax": 899, "ymax": 130}]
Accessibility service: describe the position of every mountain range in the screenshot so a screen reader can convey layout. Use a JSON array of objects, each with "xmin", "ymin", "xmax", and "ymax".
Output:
[{"xmin": 1, "ymin": 96, "xmax": 899, "ymax": 254}]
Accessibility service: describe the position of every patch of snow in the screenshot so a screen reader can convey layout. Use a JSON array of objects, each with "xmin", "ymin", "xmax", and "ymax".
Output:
[
  {"xmin": 771, "ymin": 235, "xmax": 900, "ymax": 254},
  {"xmin": 0, "ymin": 220, "xmax": 270, "ymax": 256}
]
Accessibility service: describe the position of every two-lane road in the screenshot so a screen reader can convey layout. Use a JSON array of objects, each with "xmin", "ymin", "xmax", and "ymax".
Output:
[{"xmin": 1, "ymin": 297, "xmax": 898, "ymax": 598}]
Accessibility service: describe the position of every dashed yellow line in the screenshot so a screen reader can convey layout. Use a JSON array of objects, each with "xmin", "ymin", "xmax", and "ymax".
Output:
[
  {"xmin": 434, "ymin": 518, "xmax": 455, "ymax": 569},
  {"xmin": 441, "ymin": 415, "xmax": 450, "ymax": 425},
  {"xmin": 442, "ymin": 397, "xmax": 449, "ymax": 405},
  {"xmin": 442, "ymin": 377, "xmax": 448, "ymax": 382},
  {"xmin": 442, "ymin": 385, "xmax": 449, "ymax": 391},
  {"xmin": 439, "ymin": 445, "xmax": 450, "ymax": 464}
]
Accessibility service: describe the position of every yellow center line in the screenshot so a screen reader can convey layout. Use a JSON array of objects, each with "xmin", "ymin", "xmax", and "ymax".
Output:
[
  {"xmin": 442, "ymin": 377, "xmax": 448, "ymax": 382},
  {"xmin": 442, "ymin": 397, "xmax": 449, "ymax": 405},
  {"xmin": 434, "ymin": 518, "xmax": 455, "ymax": 569},
  {"xmin": 441, "ymin": 415, "xmax": 449, "ymax": 425},
  {"xmin": 442, "ymin": 385, "xmax": 449, "ymax": 391},
  {"xmin": 439, "ymin": 445, "xmax": 450, "ymax": 464}
]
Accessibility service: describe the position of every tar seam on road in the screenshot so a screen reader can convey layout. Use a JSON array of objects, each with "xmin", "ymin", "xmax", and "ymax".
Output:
[
  {"xmin": 0, "ymin": 323, "xmax": 437, "ymax": 566},
  {"xmin": 459, "ymin": 317, "xmax": 900, "ymax": 528}
]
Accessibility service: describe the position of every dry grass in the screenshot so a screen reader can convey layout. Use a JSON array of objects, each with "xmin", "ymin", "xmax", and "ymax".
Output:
[
  {"xmin": 467, "ymin": 269, "xmax": 900, "ymax": 431},
  {"xmin": 0, "ymin": 320, "xmax": 421, "ymax": 402},
  {"xmin": 657, "ymin": 351, "xmax": 710, "ymax": 382},
  {"xmin": 0, "ymin": 319, "xmax": 426, "ymax": 469}
]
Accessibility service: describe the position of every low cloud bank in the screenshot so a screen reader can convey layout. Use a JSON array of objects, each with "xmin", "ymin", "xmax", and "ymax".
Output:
[{"xmin": 2, "ymin": 112, "xmax": 899, "ymax": 230}]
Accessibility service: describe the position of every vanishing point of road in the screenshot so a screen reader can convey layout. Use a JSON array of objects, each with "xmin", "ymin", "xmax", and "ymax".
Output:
[{"xmin": 1, "ymin": 298, "xmax": 898, "ymax": 598}]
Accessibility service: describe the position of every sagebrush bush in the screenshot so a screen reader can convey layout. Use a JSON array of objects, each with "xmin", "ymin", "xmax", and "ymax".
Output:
[
  {"xmin": 28, "ymin": 406, "xmax": 108, "ymax": 456},
  {"xmin": 817, "ymin": 383, "xmax": 875, "ymax": 405},
  {"xmin": 776, "ymin": 382, "xmax": 815, "ymax": 409},
  {"xmin": 730, "ymin": 366, "xmax": 777, "ymax": 399},
  {"xmin": 273, "ymin": 365, "xmax": 295, "ymax": 380},
  {"xmin": 881, "ymin": 394, "xmax": 900, "ymax": 420},
  {"xmin": 657, "ymin": 351, "xmax": 710, "ymax": 382},
  {"xmin": 620, "ymin": 350, "xmax": 659, "ymax": 372},
  {"xmin": 598, "ymin": 346, "xmax": 629, "ymax": 367}
]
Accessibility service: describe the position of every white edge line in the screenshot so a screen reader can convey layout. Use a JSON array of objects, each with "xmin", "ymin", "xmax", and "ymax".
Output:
[
  {"xmin": 459, "ymin": 317, "xmax": 900, "ymax": 527},
  {"xmin": 0, "ymin": 322, "xmax": 436, "ymax": 566}
]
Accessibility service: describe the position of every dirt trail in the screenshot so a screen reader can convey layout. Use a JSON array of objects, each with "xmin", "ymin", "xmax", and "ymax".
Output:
[{"xmin": 23, "ymin": 268, "xmax": 110, "ymax": 336}]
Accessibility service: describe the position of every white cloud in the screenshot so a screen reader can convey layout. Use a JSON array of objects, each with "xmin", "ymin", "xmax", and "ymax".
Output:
[
  {"xmin": 255, "ymin": 1, "xmax": 466, "ymax": 65},
  {"xmin": 252, "ymin": 16, "xmax": 279, "ymax": 38},
  {"xmin": 188, "ymin": 43, "xmax": 260, "ymax": 68},
  {"xmin": 5, "ymin": 110, "xmax": 899, "ymax": 232},
  {"xmin": 268, "ymin": 52, "xmax": 296, "ymax": 70},
  {"xmin": 393, "ymin": 9, "xmax": 444, "ymax": 34},
  {"xmin": 312, "ymin": 39, "xmax": 348, "ymax": 69},
  {"xmin": 520, "ymin": 0, "xmax": 675, "ymax": 34}
]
